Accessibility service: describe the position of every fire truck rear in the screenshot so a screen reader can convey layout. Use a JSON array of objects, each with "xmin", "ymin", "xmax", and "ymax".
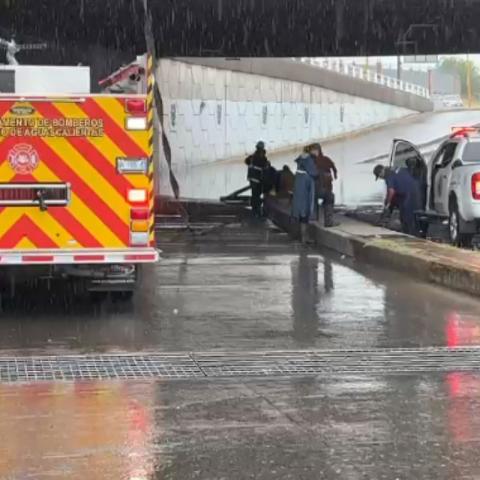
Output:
[{"xmin": 0, "ymin": 56, "xmax": 158, "ymax": 297}]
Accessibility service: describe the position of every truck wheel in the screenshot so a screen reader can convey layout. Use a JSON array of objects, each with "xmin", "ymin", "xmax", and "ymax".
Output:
[{"xmin": 449, "ymin": 201, "xmax": 473, "ymax": 248}]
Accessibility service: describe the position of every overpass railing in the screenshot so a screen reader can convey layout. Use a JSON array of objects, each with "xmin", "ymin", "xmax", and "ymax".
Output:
[{"xmin": 294, "ymin": 58, "xmax": 430, "ymax": 99}]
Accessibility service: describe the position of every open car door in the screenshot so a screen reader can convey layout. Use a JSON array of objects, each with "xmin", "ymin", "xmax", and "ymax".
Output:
[{"xmin": 388, "ymin": 138, "xmax": 428, "ymax": 210}]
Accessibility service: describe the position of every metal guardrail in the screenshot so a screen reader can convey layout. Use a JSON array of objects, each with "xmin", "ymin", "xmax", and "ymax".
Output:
[{"xmin": 294, "ymin": 58, "xmax": 430, "ymax": 99}]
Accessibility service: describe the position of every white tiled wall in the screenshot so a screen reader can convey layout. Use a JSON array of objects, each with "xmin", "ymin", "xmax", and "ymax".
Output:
[{"xmin": 155, "ymin": 59, "xmax": 415, "ymax": 196}]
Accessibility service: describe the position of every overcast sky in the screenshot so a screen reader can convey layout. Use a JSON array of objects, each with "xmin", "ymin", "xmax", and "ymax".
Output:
[{"xmin": 314, "ymin": 54, "xmax": 480, "ymax": 71}]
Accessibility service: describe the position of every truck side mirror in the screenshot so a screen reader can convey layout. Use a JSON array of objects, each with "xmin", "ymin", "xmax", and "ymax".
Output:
[{"xmin": 452, "ymin": 160, "xmax": 462, "ymax": 169}]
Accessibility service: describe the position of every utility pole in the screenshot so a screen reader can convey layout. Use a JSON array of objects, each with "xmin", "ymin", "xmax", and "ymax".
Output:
[
  {"xmin": 397, "ymin": 55, "xmax": 402, "ymax": 81},
  {"xmin": 467, "ymin": 53, "xmax": 473, "ymax": 108}
]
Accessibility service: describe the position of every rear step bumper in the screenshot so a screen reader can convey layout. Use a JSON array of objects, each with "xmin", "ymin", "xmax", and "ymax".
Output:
[{"xmin": 0, "ymin": 248, "xmax": 160, "ymax": 265}]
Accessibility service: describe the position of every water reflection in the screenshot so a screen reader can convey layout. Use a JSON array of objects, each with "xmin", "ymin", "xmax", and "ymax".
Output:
[
  {"xmin": 2, "ymin": 232, "xmax": 480, "ymax": 354},
  {"xmin": 446, "ymin": 312, "xmax": 480, "ymax": 347},
  {"xmin": 291, "ymin": 255, "xmax": 334, "ymax": 344},
  {"xmin": 446, "ymin": 371, "xmax": 480, "ymax": 446},
  {"xmin": 0, "ymin": 381, "xmax": 156, "ymax": 479},
  {"xmin": 443, "ymin": 311, "xmax": 480, "ymax": 444}
]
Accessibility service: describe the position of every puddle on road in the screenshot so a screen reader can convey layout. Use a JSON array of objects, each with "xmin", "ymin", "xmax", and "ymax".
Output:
[
  {"xmin": 0, "ymin": 222, "xmax": 479, "ymax": 355},
  {"xmin": 1, "ymin": 373, "xmax": 480, "ymax": 479}
]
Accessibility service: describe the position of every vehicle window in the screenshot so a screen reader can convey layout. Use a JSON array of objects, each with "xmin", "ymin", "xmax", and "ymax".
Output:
[
  {"xmin": 431, "ymin": 148, "xmax": 445, "ymax": 167},
  {"xmin": 439, "ymin": 142, "xmax": 457, "ymax": 168},
  {"xmin": 462, "ymin": 143, "xmax": 480, "ymax": 162},
  {"xmin": 433, "ymin": 143, "xmax": 457, "ymax": 168},
  {"xmin": 393, "ymin": 142, "xmax": 423, "ymax": 170}
]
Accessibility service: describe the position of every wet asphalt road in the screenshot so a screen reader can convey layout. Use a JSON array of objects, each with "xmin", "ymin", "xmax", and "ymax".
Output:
[
  {"xmin": 4, "ymin": 111, "xmax": 480, "ymax": 477},
  {"xmin": 2, "ymin": 216, "xmax": 480, "ymax": 478},
  {"xmin": 1, "ymin": 220, "xmax": 480, "ymax": 354},
  {"xmin": 2, "ymin": 373, "xmax": 480, "ymax": 479}
]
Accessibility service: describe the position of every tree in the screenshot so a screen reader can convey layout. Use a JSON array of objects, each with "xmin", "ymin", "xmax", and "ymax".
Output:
[{"xmin": 439, "ymin": 57, "xmax": 480, "ymax": 99}]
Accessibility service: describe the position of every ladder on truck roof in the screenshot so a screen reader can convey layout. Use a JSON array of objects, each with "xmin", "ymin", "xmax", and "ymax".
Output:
[{"xmin": 98, "ymin": 55, "xmax": 147, "ymax": 94}]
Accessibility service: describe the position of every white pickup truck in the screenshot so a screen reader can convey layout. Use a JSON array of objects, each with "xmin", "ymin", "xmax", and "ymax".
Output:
[{"xmin": 389, "ymin": 127, "xmax": 480, "ymax": 247}]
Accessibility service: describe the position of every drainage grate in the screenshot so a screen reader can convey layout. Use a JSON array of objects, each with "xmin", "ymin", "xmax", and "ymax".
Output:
[
  {"xmin": 0, "ymin": 354, "xmax": 204, "ymax": 382},
  {"xmin": 195, "ymin": 347, "xmax": 480, "ymax": 377},
  {"xmin": 1, "ymin": 347, "xmax": 480, "ymax": 382}
]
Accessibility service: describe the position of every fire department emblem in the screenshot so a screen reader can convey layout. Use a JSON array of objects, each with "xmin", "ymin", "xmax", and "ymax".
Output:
[{"xmin": 8, "ymin": 144, "xmax": 40, "ymax": 174}]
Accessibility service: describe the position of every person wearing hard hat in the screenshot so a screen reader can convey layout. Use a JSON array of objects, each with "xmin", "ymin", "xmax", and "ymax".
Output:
[{"xmin": 245, "ymin": 141, "xmax": 269, "ymax": 217}]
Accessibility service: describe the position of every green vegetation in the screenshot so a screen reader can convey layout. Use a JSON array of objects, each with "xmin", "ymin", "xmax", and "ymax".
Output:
[{"xmin": 439, "ymin": 57, "xmax": 480, "ymax": 99}]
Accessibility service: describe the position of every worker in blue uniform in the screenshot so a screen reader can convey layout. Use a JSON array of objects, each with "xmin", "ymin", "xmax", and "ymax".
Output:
[
  {"xmin": 373, "ymin": 164, "xmax": 421, "ymax": 236},
  {"xmin": 292, "ymin": 146, "xmax": 319, "ymax": 243}
]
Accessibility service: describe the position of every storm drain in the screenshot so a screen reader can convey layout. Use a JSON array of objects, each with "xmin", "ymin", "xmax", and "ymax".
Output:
[
  {"xmin": 0, "ymin": 354, "xmax": 204, "ymax": 382},
  {"xmin": 2, "ymin": 347, "xmax": 480, "ymax": 382}
]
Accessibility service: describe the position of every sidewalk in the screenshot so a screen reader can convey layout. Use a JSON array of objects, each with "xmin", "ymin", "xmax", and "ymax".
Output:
[{"xmin": 265, "ymin": 197, "xmax": 480, "ymax": 296}]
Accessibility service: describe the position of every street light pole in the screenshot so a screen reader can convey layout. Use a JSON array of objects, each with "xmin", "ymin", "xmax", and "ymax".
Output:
[{"xmin": 467, "ymin": 53, "xmax": 473, "ymax": 108}]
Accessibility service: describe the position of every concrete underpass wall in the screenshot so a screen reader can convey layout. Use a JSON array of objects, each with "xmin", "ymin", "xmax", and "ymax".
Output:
[{"xmin": 155, "ymin": 58, "xmax": 432, "ymax": 195}]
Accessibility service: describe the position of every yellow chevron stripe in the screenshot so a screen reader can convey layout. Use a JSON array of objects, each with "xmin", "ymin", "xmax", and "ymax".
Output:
[
  {"xmin": 41, "ymin": 136, "xmax": 130, "ymax": 220},
  {"xmin": 0, "ymin": 208, "xmax": 23, "ymax": 237},
  {"xmin": 0, "ymin": 94, "xmax": 154, "ymax": 251},
  {"xmin": 0, "ymin": 162, "xmax": 16, "ymax": 181},
  {"xmin": 93, "ymin": 97, "xmax": 149, "ymax": 153},
  {"xmin": 42, "ymin": 100, "xmax": 149, "ymax": 248},
  {"xmin": 23, "ymin": 209, "xmax": 74, "ymax": 248},
  {"xmin": 16, "ymin": 237, "xmax": 36, "ymax": 249},
  {"xmin": 0, "ymin": 207, "xmax": 61, "ymax": 248},
  {"xmin": 53, "ymin": 102, "xmax": 147, "ymax": 189},
  {"xmin": 31, "ymin": 161, "xmax": 125, "ymax": 248}
]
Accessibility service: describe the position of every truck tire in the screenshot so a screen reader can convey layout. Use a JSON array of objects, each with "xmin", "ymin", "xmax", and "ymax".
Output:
[{"xmin": 449, "ymin": 201, "xmax": 473, "ymax": 248}]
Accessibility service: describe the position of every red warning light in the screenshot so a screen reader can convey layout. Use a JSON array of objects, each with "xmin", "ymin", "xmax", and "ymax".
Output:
[{"xmin": 450, "ymin": 126, "xmax": 479, "ymax": 138}]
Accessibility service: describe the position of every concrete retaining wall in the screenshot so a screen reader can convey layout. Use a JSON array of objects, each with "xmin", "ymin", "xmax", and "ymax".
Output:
[
  {"xmin": 182, "ymin": 58, "xmax": 433, "ymax": 112},
  {"xmin": 155, "ymin": 58, "xmax": 433, "ymax": 196}
]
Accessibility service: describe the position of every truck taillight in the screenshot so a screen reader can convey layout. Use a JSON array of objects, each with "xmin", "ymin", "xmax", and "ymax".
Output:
[
  {"xmin": 131, "ymin": 220, "xmax": 149, "ymax": 232},
  {"xmin": 129, "ymin": 207, "xmax": 150, "ymax": 245},
  {"xmin": 125, "ymin": 99, "xmax": 146, "ymax": 114},
  {"xmin": 125, "ymin": 98, "xmax": 148, "ymax": 130},
  {"xmin": 126, "ymin": 117, "xmax": 147, "ymax": 131},
  {"xmin": 472, "ymin": 173, "xmax": 480, "ymax": 200},
  {"xmin": 130, "ymin": 232, "xmax": 149, "ymax": 246},
  {"xmin": 127, "ymin": 189, "xmax": 148, "ymax": 204},
  {"xmin": 130, "ymin": 208, "xmax": 149, "ymax": 220}
]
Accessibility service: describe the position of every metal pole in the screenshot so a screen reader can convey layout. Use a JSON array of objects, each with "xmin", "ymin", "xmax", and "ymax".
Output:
[{"xmin": 467, "ymin": 53, "xmax": 473, "ymax": 108}]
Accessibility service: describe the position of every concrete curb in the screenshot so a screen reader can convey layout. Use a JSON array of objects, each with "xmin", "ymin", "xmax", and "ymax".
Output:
[{"xmin": 265, "ymin": 198, "xmax": 480, "ymax": 297}]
